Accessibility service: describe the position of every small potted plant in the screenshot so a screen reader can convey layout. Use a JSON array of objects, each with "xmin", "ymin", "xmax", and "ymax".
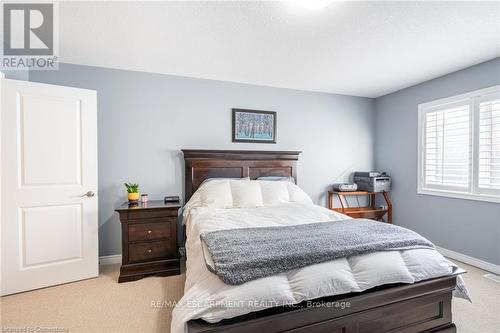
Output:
[{"xmin": 124, "ymin": 183, "xmax": 140, "ymax": 203}]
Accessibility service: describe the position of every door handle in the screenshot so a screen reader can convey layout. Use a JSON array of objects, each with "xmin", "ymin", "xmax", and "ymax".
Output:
[{"xmin": 81, "ymin": 191, "xmax": 95, "ymax": 198}]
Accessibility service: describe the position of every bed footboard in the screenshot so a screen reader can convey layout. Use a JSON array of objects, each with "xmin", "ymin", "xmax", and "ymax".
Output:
[{"xmin": 187, "ymin": 275, "xmax": 457, "ymax": 333}]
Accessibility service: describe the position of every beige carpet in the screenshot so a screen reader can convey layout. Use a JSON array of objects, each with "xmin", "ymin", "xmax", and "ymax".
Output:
[
  {"xmin": 0, "ymin": 264, "xmax": 185, "ymax": 333},
  {"xmin": 1, "ymin": 259, "xmax": 499, "ymax": 333},
  {"xmin": 450, "ymin": 260, "xmax": 500, "ymax": 333}
]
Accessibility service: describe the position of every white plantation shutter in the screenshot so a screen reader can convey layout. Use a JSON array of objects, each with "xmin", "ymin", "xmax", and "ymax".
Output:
[
  {"xmin": 423, "ymin": 103, "xmax": 472, "ymax": 191},
  {"xmin": 477, "ymin": 94, "xmax": 500, "ymax": 194},
  {"xmin": 418, "ymin": 85, "xmax": 500, "ymax": 202}
]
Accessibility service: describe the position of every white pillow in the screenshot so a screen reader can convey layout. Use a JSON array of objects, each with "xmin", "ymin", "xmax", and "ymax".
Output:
[
  {"xmin": 259, "ymin": 180, "xmax": 290, "ymax": 205},
  {"xmin": 199, "ymin": 180, "xmax": 233, "ymax": 208},
  {"xmin": 256, "ymin": 176, "xmax": 295, "ymax": 184},
  {"xmin": 201, "ymin": 177, "xmax": 249, "ymax": 185},
  {"xmin": 230, "ymin": 180, "xmax": 263, "ymax": 208},
  {"xmin": 287, "ymin": 182, "xmax": 313, "ymax": 204}
]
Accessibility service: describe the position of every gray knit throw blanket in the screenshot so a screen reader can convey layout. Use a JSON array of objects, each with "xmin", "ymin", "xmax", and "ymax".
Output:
[{"xmin": 200, "ymin": 219, "xmax": 434, "ymax": 285}]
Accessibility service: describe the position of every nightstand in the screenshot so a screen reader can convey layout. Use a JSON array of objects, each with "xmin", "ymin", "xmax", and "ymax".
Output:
[
  {"xmin": 328, "ymin": 190, "xmax": 392, "ymax": 224},
  {"xmin": 115, "ymin": 200, "xmax": 181, "ymax": 282}
]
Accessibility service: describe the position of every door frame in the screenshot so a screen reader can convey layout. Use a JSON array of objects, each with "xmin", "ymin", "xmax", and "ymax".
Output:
[{"xmin": 0, "ymin": 75, "xmax": 4, "ymax": 294}]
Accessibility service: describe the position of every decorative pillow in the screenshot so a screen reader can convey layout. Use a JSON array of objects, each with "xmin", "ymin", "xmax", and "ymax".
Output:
[
  {"xmin": 259, "ymin": 180, "xmax": 290, "ymax": 205},
  {"xmin": 230, "ymin": 180, "xmax": 263, "ymax": 208},
  {"xmin": 286, "ymin": 182, "xmax": 313, "ymax": 204},
  {"xmin": 199, "ymin": 180, "xmax": 233, "ymax": 208}
]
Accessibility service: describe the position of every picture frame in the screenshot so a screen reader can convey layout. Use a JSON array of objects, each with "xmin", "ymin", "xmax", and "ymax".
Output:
[{"xmin": 232, "ymin": 108, "xmax": 277, "ymax": 143}]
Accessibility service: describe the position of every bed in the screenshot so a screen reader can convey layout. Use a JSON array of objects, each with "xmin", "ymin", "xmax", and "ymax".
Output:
[{"xmin": 171, "ymin": 149, "xmax": 465, "ymax": 333}]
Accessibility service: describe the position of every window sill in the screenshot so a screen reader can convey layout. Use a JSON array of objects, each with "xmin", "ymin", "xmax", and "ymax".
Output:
[{"xmin": 417, "ymin": 188, "xmax": 500, "ymax": 204}]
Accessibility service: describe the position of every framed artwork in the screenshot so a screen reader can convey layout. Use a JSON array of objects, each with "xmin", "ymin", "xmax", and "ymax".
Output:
[{"xmin": 232, "ymin": 108, "xmax": 277, "ymax": 143}]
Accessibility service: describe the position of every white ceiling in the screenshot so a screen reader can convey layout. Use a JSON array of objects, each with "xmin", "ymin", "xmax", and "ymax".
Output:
[{"xmin": 59, "ymin": 1, "xmax": 500, "ymax": 98}]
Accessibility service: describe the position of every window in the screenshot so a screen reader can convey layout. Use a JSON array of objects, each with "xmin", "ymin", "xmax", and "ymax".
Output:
[{"xmin": 418, "ymin": 85, "xmax": 500, "ymax": 203}]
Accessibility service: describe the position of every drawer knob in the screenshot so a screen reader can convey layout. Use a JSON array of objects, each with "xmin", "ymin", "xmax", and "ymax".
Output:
[
  {"xmin": 147, "ymin": 230, "xmax": 152, "ymax": 234},
  {"xmin": 148, "ymin": 248, "xmax": 152, "ymax": 253}
]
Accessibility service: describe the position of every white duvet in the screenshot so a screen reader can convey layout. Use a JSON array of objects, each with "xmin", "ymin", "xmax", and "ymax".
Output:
[{"xmin": 171, "ymin": 195, "xmax": 463, "ymax": 333}]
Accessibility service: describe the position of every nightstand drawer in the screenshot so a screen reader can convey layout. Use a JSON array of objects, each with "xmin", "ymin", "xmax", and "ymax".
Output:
[
  {"xmin": 128, "ymin": 221, "xmax": 172, "ymax": 242},
  {"xmin": 127, "ymin": 208, "xmax": 178, "ymax": 220},
  {"xmin": 128, "ymin": 241, "xmax": 174, "ymax": 263}
]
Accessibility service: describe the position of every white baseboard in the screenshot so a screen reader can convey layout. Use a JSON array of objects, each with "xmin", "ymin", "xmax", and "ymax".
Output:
[
  {"xmin": 436, "ymin": 246, "xmax": 500, "ymax": 275},
  {"xmin": 99, "ymin": 248, "xmax": 186, "ymax": 265},
  {"xmin": 99, "ymin": 254, "xmax": 122, "ymax": 265}
]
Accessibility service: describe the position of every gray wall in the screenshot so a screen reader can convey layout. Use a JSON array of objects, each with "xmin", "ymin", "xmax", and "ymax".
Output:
[
  {"xmin": 29, "ymin": 63, "xmax": 375, "ymax": 256},
  {"xmin": 374, "ymin": 58, "xmax": 500, "ymax": 265},
  {"xmin": 3, "ymin": 69, "xmax": 29, "ymax": 81}
]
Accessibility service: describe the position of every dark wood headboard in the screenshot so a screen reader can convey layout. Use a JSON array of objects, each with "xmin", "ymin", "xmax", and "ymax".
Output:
[{"xmin": 182, "ymin": 149, "xmax": 301, "ymax": 203}]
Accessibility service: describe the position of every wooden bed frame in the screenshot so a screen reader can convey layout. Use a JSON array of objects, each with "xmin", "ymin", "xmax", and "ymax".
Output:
[{"xmin": 181, "ymin": 149, "xmax": 458, "ymax": 333}]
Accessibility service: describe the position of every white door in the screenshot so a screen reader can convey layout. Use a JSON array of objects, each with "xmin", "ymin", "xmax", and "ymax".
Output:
[{"xmin": 0, "ymin": 78, "xmax": 98, "ymax": 295}]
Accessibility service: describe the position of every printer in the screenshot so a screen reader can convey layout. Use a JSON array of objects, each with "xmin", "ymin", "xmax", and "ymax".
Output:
[{"xmin": 353, "ymin": 171, "xmax": 391, "ymax": 193}]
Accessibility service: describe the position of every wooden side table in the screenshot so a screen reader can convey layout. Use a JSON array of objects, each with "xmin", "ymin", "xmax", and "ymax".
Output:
[
  {"xmin": 328, "ymin": 190, "xmax": 392, "ymax": 223},
  {"xmin": 115, "ymin": 200, "xmax": 181, "ymax": 282}
]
